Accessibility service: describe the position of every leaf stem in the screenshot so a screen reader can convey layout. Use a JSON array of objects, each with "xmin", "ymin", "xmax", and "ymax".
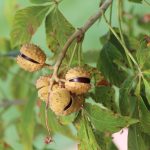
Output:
[
  {"xmin": 68, "ymin": 43, "xmax": 78, "ymax": 68},
  {"xmin": 103, "ymin": 13, "xmax": 142, "ymax": 73},
  {"xmin": 51, "ymin": 0, "xmax": 112, "ymax": 81},
  {"xmin": 117, "ymin": 0, "xmax": 133, "ymax": 69}
]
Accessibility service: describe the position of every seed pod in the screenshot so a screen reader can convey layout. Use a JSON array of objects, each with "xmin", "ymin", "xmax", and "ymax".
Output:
[
  {"xmin": 17, "ymin": 44, "xmax": 46, "ymax": 72},
  {"xmin": 63, "ymin": 95, "xmax": 84, "ymax": 116},
  {"xmin": 65, "ymin": 67, "xmax": 91, "ymax": 94},
  {"xmin": 49, "ymin": 88, "xmax": 84, "ymax": 116},
  {"xmin": 36, "ymin": 75, "xmax": 59, "ymax": 101}
]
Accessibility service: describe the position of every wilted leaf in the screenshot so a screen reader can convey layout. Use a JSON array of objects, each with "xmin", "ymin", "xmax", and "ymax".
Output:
[
  {"xmin": 11, "ymin": 6, "xmax": 50, "ymax": 47},
  {"xmin": 45, "ymin": 8, "xmax": 74, "ymax": 52},
  {"xmin": 85, "ymin": 103, "xmax": 138, "ymax": 133}
]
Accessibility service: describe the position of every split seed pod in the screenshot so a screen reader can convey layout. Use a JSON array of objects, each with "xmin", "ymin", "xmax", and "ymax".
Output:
[
  {"xmin": 36, "ymin": 75, "xmax": 59, "ymax": 101},
  {"xmin": 50, "ymin": 88, "xmax": 84, "ymax": 116},
  {"xmin": 65, "ymin": 67, "xmax": 91, "ymax": 94},
  {"xmin": 17, "ymin": 44, "xmax": 46, "ymax": 72},
  {"xmin": 36, "ymin": 75, "xmax": 50, "ymax": 101}
]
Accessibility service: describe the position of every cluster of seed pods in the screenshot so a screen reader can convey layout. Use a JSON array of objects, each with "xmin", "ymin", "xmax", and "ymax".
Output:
[{"xmin": 17, "ymin": 44, "xmax": 91, "ymax": 116}]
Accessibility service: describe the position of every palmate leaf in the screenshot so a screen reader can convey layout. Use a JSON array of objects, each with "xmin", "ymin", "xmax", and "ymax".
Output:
[
  {"xmin": 76, "ymin": 114, "xmax": 101, "ymax": 150},
  {"xmin": 45, "ymin": 8, "xmax": 74, "ymax": 52},
  {"xmin": 11, "ymin": 6, "xmax": 50, "ymax": 47},
  {"xmin": 85, "ymin": 103, "xmax": 138, "ymax": 133}
]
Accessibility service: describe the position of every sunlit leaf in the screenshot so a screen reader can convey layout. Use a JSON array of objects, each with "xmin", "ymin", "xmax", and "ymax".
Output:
[
  {"xmin": 11, "ymin": 6, "xmax": 50, "ymax": 47},
  {"xmin": 45, "ymin": 8, "xmax": 74, "ymax": 52}
]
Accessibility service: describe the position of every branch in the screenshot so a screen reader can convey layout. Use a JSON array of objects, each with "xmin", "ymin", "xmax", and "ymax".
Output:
[
  {"xmin": 0, "ymin": 100, "xmax": 25, "ymax": 107},
  {"xmin": 52, "ymin": 0, "xmax": 112, "ymax": 80}
]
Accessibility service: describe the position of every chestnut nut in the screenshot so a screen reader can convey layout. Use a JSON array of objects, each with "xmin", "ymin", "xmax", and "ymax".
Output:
[
  {"xmin": 17, "ymin": 44, "xmax": 46, "ymax": 72},
  {"xmin": 65, "ymin": 67, "xmax": 91, "ymax": 94}
]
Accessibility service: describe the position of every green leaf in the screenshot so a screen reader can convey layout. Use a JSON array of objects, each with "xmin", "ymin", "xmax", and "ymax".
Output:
[
  {"xmin": 58, "ymin": 112, "xmax": 78, "ymax": 125},
  {"xmin": 45, "ymin": 8, "xmax": 74, "ymax": 52},
  {"xmin": 94, "ymin": 130, "xmax": 117, "ymax": 150},
  {"xmin": 128, "ymin": 125, "xmax": 150, "ymax": 150},
  {"xmin": 95, "ymin": 86, "xmax": 117, "ymax": 112},
  {"xmin": 10, "ymin": 69, "xmax": 34, "ymax": 99},
  {"xmin": 19, "ymin": 91, "xmax": 37, "ymax": 150},
  {"xmin": 136, "ymin": 47, "xmax": 150, "ymax": 69},
  {"xmin": 139, "ymin": 98, "xmax": 150, "ymax": 134},
  {"xmin": 76, "ymin": 114, "xmax": 101, "ymax": 150},
  {"xmin": 128, "ymin": 0, "xmax": 143, "ymax": 3},
  {"xmin": 97, "ymin": 42, "xmax": 126, "ymax": 86},
  {"xmin": 0, "ymin": 38, "xmax": 11, "ymax": 52},
  {"xmin": 11, "ymin": 6, "xmax": 50, "ymax": 47},
  {"xmin": 143, "ymin": 78, "xmax": 150, "ymax": 104},
  {"xmin": 30, "ymin": 0, "xmax": 52, "ymax": 4},
  {"xmin": 119, "ymin": 75, "xmax": 136, "ymax": 115},
  {"xmin": 85, "ymin": 103, "xmax": 138, "ymax": 133}
]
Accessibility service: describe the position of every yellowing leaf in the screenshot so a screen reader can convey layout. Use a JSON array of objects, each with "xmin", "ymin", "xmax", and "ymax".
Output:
[
  {"xmin": 11, "ymin": 6, "xmax": 50, "ymax": 47},
  {"xmin": 45, "ymin": 8, "xmax": 74, "ymax": 52}
]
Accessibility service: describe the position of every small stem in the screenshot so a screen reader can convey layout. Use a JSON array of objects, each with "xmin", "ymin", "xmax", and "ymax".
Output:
[
  {"xmin": 44, "ymin": 63, "xmax": 54, "ymax": 70},
  {"xmin": 117, "ymin": 0, "xmax": 133, "ymax": 69},
  {"xmin": 68, "ymin": 43, "xmax": 78, "ymax": 68},
  {"xmin": 109, "ymin": 0, "xmax": 113, "ymax": 26},
  {"xmin": 78, "ymin": 43, "xmax": 82, "ymax": 66},
  {"xmin": 103, "ymin": 13, "xmax": 141, "ymax": 72},
  {"xmin": 52, "ymin": 0, "xmax": 112, "ymax": 81}
]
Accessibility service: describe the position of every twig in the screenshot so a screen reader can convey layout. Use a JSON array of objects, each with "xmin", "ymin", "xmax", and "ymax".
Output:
[
  {"xmin": 51, "ymin": 0, "xmax": 112, "ymax": 81},
  {"xmin": 0, "ymin": 100, "xmax": 25, "ymax": 107}
]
